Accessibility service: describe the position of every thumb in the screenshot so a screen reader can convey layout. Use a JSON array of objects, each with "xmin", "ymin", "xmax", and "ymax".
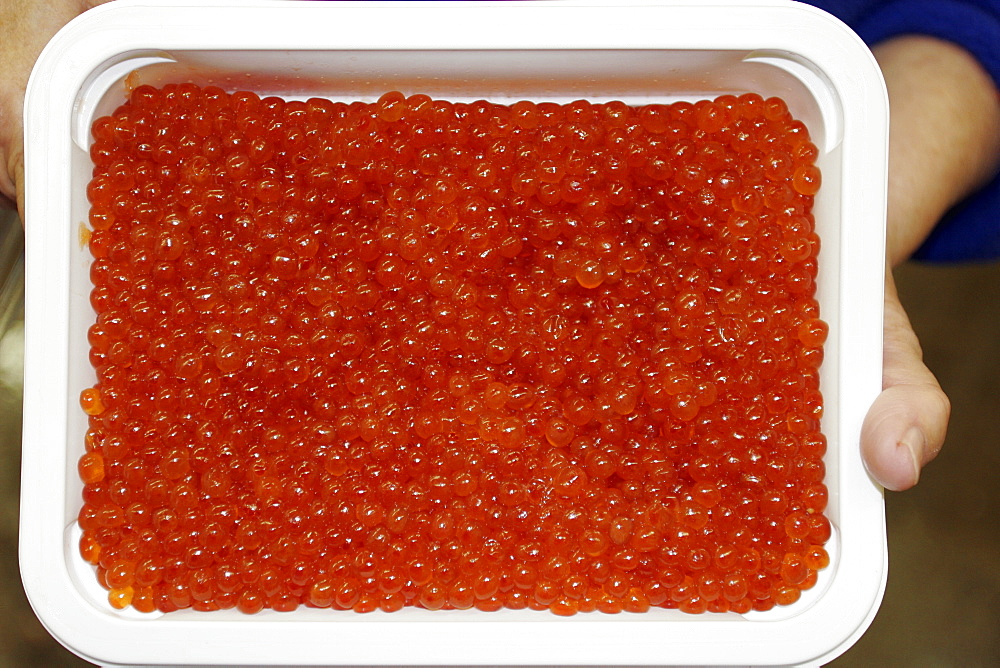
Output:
[{"xmin": 860, "ymin": 272, "xmax": 950, "ymax": 491}]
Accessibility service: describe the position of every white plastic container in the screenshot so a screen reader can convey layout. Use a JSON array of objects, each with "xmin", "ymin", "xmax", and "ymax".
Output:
[{"xmin": 20, "ymin": 1, "xmax": 888, "ymax": 666}]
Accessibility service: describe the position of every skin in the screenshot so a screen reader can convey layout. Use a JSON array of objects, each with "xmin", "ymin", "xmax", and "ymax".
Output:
[
  {"xmin": 0, "ymin": 0, "xmax": 110, "ymax": 212},
  {"xmin": 867, "ymin": 36, "xmax": 1000, "ymax": 490},
  {"xmin": 1, "ymin": 4, "xmax": 998, "ymax": 491}
]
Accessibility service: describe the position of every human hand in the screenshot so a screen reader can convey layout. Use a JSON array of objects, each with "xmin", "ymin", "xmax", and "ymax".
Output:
[
  {"xmin": 861, "ymin": 36, "xmax": 1000, "ymax": 490},
  {"xmin": 0, "ymin": 0, "xmax": 110, "ymax": 215},
  {"xmin": 861, "ymin": 272, "xmax": 950, "ymax": 490}
]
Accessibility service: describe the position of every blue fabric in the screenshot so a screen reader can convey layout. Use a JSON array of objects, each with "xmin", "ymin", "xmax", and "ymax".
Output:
[{"xmin": 803, "ymin": 0, "xmax": 1000, "ymax": 262}]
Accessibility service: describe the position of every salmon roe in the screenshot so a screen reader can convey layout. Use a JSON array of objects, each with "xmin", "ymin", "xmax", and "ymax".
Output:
[{"xmin": 80, "ymin": 85, "xmax": 828, "ymax": 616}]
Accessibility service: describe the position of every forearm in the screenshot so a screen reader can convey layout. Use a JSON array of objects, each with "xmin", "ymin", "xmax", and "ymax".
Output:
[{"xmin": 873, "ymin": 35, "xmax": 1000, "ymax": 268}]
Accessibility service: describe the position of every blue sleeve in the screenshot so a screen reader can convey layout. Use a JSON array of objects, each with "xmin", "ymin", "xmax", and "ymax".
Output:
[{"xmin": 802, "ymin": 1, "xmax": 1000, "ymax": 262}]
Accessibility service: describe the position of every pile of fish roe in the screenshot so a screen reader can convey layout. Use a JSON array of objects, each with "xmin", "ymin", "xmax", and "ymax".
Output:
[{"xmin": 78, "ymin": 85, "xmax": 830, "ymax": 617}]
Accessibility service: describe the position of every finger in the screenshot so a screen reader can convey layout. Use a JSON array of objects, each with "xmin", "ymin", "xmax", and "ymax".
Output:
[
  {"xmin": 0, "ymin": 1, "xmax": 110, "ymax": 212},
  {"xmin": 14, "ymin": 159, "xmax": 23, "ymax": 221},
  {"xmin": 5, "ymin": 141, "xmax": 23, "ymax": 220},
  {"xmin": 860, "ymin": 273, "xmax": 950, "ymax": 490}
]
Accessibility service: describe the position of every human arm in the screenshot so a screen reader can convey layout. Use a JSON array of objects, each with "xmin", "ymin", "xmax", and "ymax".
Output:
[{"xmin": 861, "ymin": 35, "xmax": 1000, "ymax": 490}]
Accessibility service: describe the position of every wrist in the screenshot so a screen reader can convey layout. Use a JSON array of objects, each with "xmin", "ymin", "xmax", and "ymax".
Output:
[{"xmin": 873, "ymin": 36, "xmax": 1000, "ymax": 267}]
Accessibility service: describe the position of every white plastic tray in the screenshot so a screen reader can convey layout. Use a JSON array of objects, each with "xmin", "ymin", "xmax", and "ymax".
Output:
[{"xmin": 20, "ymin": 1, "xmax": 888, "ymax": 666}]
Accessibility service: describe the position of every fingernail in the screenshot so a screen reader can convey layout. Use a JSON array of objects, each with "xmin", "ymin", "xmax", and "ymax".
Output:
[{"xmin": 901, "ymin": 426, "xmax": 925, "ymax": 485}]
